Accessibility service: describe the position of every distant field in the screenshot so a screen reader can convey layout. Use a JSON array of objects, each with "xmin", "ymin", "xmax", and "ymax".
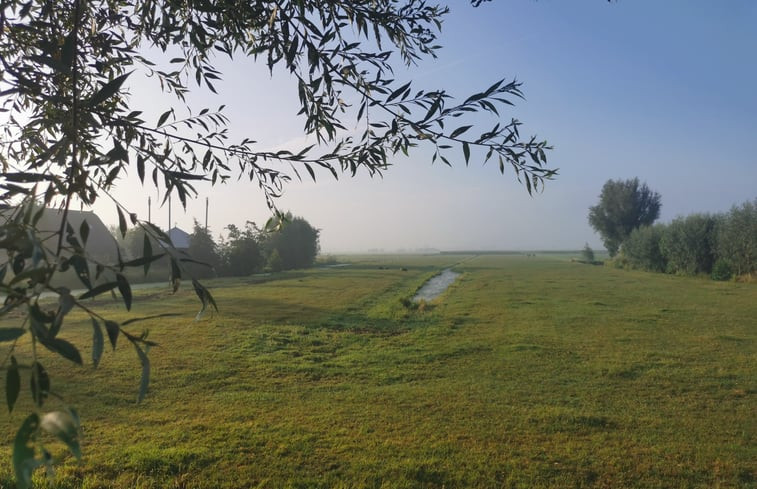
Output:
[{"xmin": 0, "ymin": 255, "xmax": 754, "ymax": 488}]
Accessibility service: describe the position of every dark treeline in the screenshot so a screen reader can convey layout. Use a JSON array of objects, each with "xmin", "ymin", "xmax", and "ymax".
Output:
[
  {"xmin": 114, "ymin": 212, "xmax": 320, "ymax": 280},
  {"xmin": 618, "ymin": 198, "xmax": 756, "ymax": 280}
]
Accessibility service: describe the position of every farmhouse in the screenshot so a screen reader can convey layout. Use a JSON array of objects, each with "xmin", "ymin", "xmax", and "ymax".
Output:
[
  {"xmin": 0, "ymin": 206, "xmax": 118, "ymax": 261},
  {"xmin": 167, "ymin": 226, "xmax": 191, "ymax": 251}
]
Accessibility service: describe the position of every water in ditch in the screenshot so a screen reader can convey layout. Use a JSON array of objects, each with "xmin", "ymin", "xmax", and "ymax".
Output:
[{"xmin": 412, "ymin": 269, "xmax": 460, "ymax": 302}]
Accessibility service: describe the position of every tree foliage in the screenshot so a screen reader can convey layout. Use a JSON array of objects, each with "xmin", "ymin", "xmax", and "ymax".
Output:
[
  {"xmin": 220, "ymin": 222, "xmax": 265, "ymax": 277},
  {"xmin": 114, "ymin": 226, "xmax": 162, "ymax": 261},
  {"xmin": 716, "ymin": 198, "xmax": 757, "ymax": 277},
  {"xmin": 622, "ymin": 224, "xmax": 667, "ymax": 273},
  {"xmin": 266, "ymin": 248, "xmax": 284, "ymax": 273},
  {"xmin": 262, "ymin": 214, "xmax": 320, "ymax": 271},
  {"xmin": 0, "ymin": 0, "xmax": 557, "ymax": 484},
  {"xmin": 588, "ymin": 178, "xmax": 661, "ymax": 256},
  {"xmin": 187, "ymin": 220, "xmax": 220, "ymax": 278},
  {"xmin": 161, "ymin": 215, "xmax": 319, "ymax": 279},
  {"xmin": 618, "ymin": 197, "xmax": 756, "ymax": 280},
  {"xmin": 581, "ymin": 243, "xmax": 595, "ymax": 262},
  {"xmin": 710, "ymin": 258, "xmax": 733, "ymax": 282},
  {"xmin": 659, "ymin": 214, "xmax": 718, "ymax": 276}
]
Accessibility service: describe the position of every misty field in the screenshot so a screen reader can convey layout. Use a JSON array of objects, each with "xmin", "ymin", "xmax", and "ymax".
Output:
[{"xmin": 1, "ymin": 254, "xmax": 755, "ymax": 488}]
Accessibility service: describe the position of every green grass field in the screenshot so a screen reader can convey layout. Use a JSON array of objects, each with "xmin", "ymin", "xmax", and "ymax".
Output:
[{"xmin": 1, "ymin": 254, "xmax": 754, "ymax": 488}]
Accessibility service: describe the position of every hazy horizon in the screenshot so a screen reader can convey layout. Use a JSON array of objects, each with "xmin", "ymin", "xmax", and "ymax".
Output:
[{"xmin": 88, "ymin": 1, "xmax": 756, "ymax": 253}]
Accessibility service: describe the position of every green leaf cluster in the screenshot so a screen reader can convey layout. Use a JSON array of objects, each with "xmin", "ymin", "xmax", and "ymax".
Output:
[
  {"xmin": 588, "ymin": 178, "xmax": 662, "ymax": 257},
  {"xmin": 620, "ymin": 198, "xmax": 757, "ymax": 279}
]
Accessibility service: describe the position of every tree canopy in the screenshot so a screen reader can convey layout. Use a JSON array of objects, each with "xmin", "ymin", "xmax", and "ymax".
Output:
[
  {"xmin": 262, "ymin": 213, "xmax": 320, "ymax": 271},
  {"xmin": 588, "ymin": 178, "xmax": 661, "ymax": 256},
  {"xmin": 716, "ymin": 199, "xmax": 757, "ymax": 277},
  {"xmin": 181, "ymin": 215, "xmax": 320, "ymax": 277},
  {"xmin": 220, "ymin": 222, "xmax": 265, "ymax": 277},
  {"xmin": 187, "ymin": 220, "xmax": 221, "ymax": 278},
  {"xmin": 620, "ymin": 198, "xmax": 757, "ymax": 279},
  {"xmin": 0, "ymin": 0, "xmax": 556, "ymax": 484},
  {"xmin": 0, "ymin": 0, "xmax": 555, "ymax": 215}
]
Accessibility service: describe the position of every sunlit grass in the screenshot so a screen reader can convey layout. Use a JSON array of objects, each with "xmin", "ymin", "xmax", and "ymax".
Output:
[{"xmin": 0, "ymin": 254, "xmax": 754, "ymax": 488}]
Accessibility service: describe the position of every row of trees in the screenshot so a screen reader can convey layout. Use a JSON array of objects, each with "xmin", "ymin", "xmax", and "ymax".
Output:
[
  {"xmin": 116, "ymin": 213, "xmax": 320, "ymax": 278},
  {"xmin": 588, "ymin": 178, "xmax": 755, "ymax": 279},
  {"xmin": 621, "ymin": 199, "xmax": 756, "ymax": 279},
  {"xmin": 189, "ymin": 213, "xmax": 320, "ymax": 277}
]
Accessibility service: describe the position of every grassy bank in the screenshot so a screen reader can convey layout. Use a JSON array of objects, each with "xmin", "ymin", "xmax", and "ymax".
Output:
[{"xmin": 0, "ymin": 255, "xmax": 754, "ymax": 488}]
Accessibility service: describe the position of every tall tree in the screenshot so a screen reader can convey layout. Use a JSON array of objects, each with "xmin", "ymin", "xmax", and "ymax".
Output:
[
  {"xmin": 263, "ymin": 214, "xmax": 320, "ymax": 270},
  {"xmin": 0, "ymin": 0, "xmax": 557, "ymax": 482},
  {"xmin": 187, "ymin": 220, "xmax": 220, "ymax": 278},
  {"xmin": 588, "ymin": 178, "xmax": 662, "ymax": 256},
  {"xmin": 221, "ymin": 222, "xmax": 265, "ymax": 276}
]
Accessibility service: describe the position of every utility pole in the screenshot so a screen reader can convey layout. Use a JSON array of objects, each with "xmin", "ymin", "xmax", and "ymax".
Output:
[
  {"xmin": 168, "ymin": 195, "xmax": 172, "ymax": 233},
  {"xmin": 205, "ymin": 197, "xmax": 209, "ymax": 232},
  {"xmin": 148, "ymin": 196, "xmax": 151, "ymax": 223},
  {"xmin": 167, "ymin": 195, "xmax": 172, "ymax": 287}
]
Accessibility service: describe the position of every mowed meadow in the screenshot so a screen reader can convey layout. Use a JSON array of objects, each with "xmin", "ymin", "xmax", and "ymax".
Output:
[{"xmin": 0, "ymin": 254, "xmax": 754, "ymax": 488}]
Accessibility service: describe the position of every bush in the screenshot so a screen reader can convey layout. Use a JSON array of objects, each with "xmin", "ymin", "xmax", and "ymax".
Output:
[
  {"xmin": 581, "ymin": 243, "xmax": 595, "ymax": 262},
  {"xmin": 399, "ymin": 296, "xmax": 418, "ymax": 310},
  {"xmin": 660, "ymin": 214, "xmax": 719, "ymax": 275},
  {"xmin": 622, "ymin": 224, "xmax": 667, "ymax": 272},
  {"xmin": 266, "ymin": 248, "xmax": 283, "ymax": 273},
  {"xmin": 711, "ymin": 259, "xmax": 733, "ymax": 281},
  {"xmin": 716, "ymin": 198, "xmax": 757, "ymax": 276},
  {"xmin": 609, "ymin": 255, "xmax": 630, "ymax": 270}
]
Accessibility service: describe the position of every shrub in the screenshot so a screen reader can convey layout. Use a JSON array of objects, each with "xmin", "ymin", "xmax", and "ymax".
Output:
[
  {"xmin": 716, "ymin": 198, "xmax": 757, "ymax": 276},
  {"xmin": 581, "ymin": 243, "xmax": 595, "ymax": 262},
  {"xmin": 711, "ymin": 259, "xmax": 733, "ymax": 281},
  {"xmin": 622, "ymin": 224, "xmax": 667, "ymax": 272},
  {"xmin": 660, "ymin": 214, "xmax": 719, "ymax": 275},
  {"xmin": 399, "ymin": 296, "xmax": 418, "ymax": 310},
  {"xmin": 266, "ymin": 249, "xmax": 283, "ymax": 272},
  {"xmin": 609, "ymin": 254, "xmax": 630, "ymax": 270}
]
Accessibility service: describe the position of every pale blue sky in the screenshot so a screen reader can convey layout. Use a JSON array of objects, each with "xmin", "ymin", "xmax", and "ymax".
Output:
[{"xmin": 96, "ymin": 0, "xmax": 757, "ymax": 252}]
